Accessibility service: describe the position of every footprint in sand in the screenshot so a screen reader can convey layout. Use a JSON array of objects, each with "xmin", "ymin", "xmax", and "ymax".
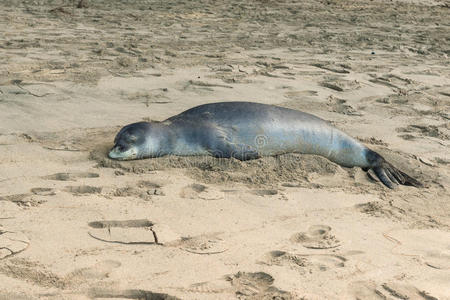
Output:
[
  {"xmin": 250, "ymin": 189, "xmax": 278, "ymax": 196},
  {"xmin": 424, "ymin": 250, "xmax": 450, "ymax": 270},
  {"xmin": 262, "ymin": 250, "xmax": 346, "ymax": 274},
  {"xmin": 321, "ymin": 76, "xmax": 361, "ymax": 92},
  {"xmin": 349, "ymin": 281, "xmax": 439, "ymax": 300},
  {"xmin": 1, "ymin": 258, "xmax": 122, "ymax": 289},
  {"xmin": 284, "ymin": 90, "xmax": 319, "ymax": 100},
  {"xmin": 0, "ymin": 188, "xmax": 55, "ymax": 207},
  {"xmin": 368, "ymin": 73, "xmax": 414, "ymax": 91},
  {"xmin": 312, "ymin": 62, "xmax": 350, "ymax": 74},
  {"xmin": 88, "ymin": 288, "xmax": 180, "ymax": 300},
  {"xmin": 136, "ymin": 180, "xmax": 165, "ymax": 197},
  {"xmin": 0, "ymin": 201, "xmax": 21, "ymax": 219},
  {"xmin": 66, "ymin": 260, "xmax": 121, "ymax": 283},
  {"xmin": 171, "ymin": 232, "xmax": 228, "ymax": 255},
  {"xmin": 397, "ymin": 124, "xmax": 449, "ymax": 141},
  {"xmin": 185, "ymin": 278, "xmax": 231, "ymax": 294},
  {"xmin": 0, "ymin": 193, "xmax": 46, "ymax": 207},
  {"xmin": 88, "ymin": 219, "xmax": 180, "ymax": 246},
  {"xmin": 137, "ymin": 180, "xmax": 163, "ymax": 189},
  {"xmin": 109, "ymin": 182, "xmax": 164, "ymax": 201},
  {"xmin": 185, "ymin": 271, "xmax": 294, "ymax": 298},
  {"xmin": 180, "ymin": 183, "xmax": 223, "ymax": 201},
  {"xmin": 226, "ymin": 271, "xmax": 293, "ymax": 299},
  {"xmin": 384, "ymin": 229, "xmax": 450, "ymax": 270},
  {"xmin": 30, "ymin": 187, "xmax": 55, "ymax": 196},
  {"xmin": 291, "ymin": 225, "xmax": 341, "ymax": 249},
  {"xmin": 0, "ymin": 227, "xmax": 30, "ymax": 259},
  {"xmin": 327, "ymin": 95, "xmax": 362, "ymax": 116},
  {"xmin": 64, "ymin": 185, "xmax": 102, "ymax": 195},
  {"xmin": 226, "ymin": 189, "xmax": 285, "ymax": 208},
  {"xmin": 0, "ymin": 193, "xmax": 31, "ymax": 204},
  {"xmin": 88, "ymin": 219, "xmax": 158, "ymax": 245},
  {"xmin": 180, "ymin": 183, "xmax": 206, "ymax": 198},
  {"xmin": 89, "ymin": 221, "xmax": 227, "ymax": 254},
  {"xmin": 0, "ymin": 257, "xmax": 66, "ymax": 288},
  {"xmin": 43, "ymin": 172, "xmax": 99, "ymax": 181}
]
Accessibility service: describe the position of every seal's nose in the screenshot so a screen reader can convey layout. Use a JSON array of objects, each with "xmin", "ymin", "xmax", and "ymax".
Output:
[
  {"xmin": 108, "ymin": 144, "xmax": 137, "ymax": 160},
  {"xmin": 108, "ymin": 146, "xmax": 121, "ymax": 160}
]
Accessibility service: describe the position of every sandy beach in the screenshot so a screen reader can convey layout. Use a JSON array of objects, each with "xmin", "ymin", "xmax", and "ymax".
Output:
[{"xmin": 0, "ymin": 0, "xmax": 449, "ymax": 299}]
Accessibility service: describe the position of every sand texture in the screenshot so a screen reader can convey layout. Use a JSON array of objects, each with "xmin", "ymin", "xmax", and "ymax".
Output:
[{"xmin": 0, "ymin": 0, "xmax": 449, "ymax": 299}]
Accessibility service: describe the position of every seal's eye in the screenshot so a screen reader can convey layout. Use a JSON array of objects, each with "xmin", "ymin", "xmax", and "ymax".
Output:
[{"xmin": 127, "ymin": 135, "xmax": 138, "ymax": 143}]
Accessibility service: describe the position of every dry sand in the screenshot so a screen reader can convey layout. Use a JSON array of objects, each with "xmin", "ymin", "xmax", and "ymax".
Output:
[{"xmin": 0, "ymin": 0, "xmax": 449, "ymax": 299}]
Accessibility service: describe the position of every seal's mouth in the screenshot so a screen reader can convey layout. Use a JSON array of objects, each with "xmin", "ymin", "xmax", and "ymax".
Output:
[{"xmin": 108, "ymin": 145, "xmax": 137, "ymax": 160}]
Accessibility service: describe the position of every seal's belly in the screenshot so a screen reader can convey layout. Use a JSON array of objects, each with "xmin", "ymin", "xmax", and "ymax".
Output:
[
  {"xmin": 230, "ymin": 119, "xmax": 368, "ymax": 167},
  {"xmin": 232, "ymin": 120, "xmax": 335, "ymax": 157}
]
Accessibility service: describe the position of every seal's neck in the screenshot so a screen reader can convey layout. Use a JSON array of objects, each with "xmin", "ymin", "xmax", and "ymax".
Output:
[
  {"xmin": 141, "ymin": 122, "xmax": 175, "ymax": 158},
  {"xmin": 163, "ymin": 121, "xmax": 210, "ymax": 157}
]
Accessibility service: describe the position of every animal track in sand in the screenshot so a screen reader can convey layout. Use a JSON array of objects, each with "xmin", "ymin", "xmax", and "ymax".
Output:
[
  {"xmin": 0, "ymin": 227, "xmax": 30, "ymax": 259},
  {"xmin": 291, "ymin": 225, "xmax": 341, "ymax": 249},
  {"xmin": 43, "ymin": 172, "xmax": 99, "ymax": 181},
  {"xmin": 262, "ymin": 250, "xmax": 346, "ymax": 274}
]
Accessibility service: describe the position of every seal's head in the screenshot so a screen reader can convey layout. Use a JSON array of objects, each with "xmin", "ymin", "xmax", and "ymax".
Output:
[{"xmin": 109, "ymin": 122, "xmax": 162, "ymax": 160}]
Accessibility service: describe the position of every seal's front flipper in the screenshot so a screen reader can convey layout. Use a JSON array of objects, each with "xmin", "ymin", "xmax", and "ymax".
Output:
[
  {"xmin": 366, "ymin": 150, "xmax": 423, "ymax": 189},
  {"xmin": 208, "ymin": 126, "xmax": 259, "ymax": 161},
  {"xmin": 230, "ymin": 143, "xmax": 260, "ymax": 161},
  {"xmin": 209, "ymin": 142, "xmax": 259, "ymax": 161}
]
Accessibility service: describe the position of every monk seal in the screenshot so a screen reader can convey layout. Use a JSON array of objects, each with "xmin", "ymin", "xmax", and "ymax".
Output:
[{"xmin": 109, "ymin": 102, "xmax": 422, "ymax": 189}]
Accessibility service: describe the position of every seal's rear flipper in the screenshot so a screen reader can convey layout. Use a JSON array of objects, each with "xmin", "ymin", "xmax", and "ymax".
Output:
[
  {"xmin": 373, "ymin": 163, "xmax": 423, "ymax": 189},
  {"xmin": 365, "ymin": 150, "xmax": 423, "ymax": 189}
]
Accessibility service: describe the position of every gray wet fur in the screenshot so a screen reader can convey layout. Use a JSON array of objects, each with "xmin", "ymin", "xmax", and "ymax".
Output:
[{"xmin": 109, "ymin": 102, "xmax": 422, "ymax": 189}]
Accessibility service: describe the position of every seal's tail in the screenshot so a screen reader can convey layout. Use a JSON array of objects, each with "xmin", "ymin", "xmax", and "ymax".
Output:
[{"xmin": 365, "ymin": 150, "xmax": 423, "ymax": 189}]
